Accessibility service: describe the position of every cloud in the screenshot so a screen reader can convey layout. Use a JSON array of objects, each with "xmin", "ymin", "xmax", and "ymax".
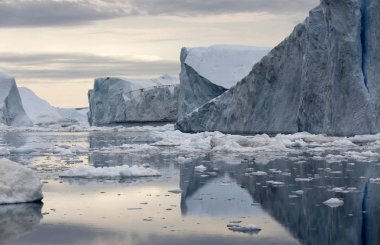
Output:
[
  {"xmin": 0, "ymin": 52, "xmax": 179, "ymax": 81},
  {"xmin": 0, "ymin": 0, "xmax": 134, "ymax": 27},
  {"xmin": 0, "ymin": 0, "xmax": 319, "ymax": 27},
  {"xmin": 130, "ymin": 0, "xmax": 319, "ymax": 16}
]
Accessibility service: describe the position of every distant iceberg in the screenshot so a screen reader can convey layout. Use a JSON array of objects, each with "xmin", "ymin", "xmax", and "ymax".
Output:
[
  {"xmin": 18, "ymin": 87, "xmax": 88, "ymax": 127},
  {"xmin": 88, "ymin": 74, "xmax": 179, "ymax": 126},
  {"xmin": 0, "ymin": 73, "xmax": 32, "ymax": 126}
]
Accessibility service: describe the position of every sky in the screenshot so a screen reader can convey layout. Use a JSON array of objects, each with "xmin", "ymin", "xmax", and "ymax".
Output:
[{"xmin": 0, "ymin": 0, "xmax": 319, "ymax": 108}]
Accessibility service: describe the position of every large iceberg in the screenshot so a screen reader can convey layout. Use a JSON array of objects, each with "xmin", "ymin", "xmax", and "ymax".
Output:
[
  {"xmin": 19, "ymin": 87, "xmax": 88, "ymax": 126},
  {"xmin": 0, "ymin": 74, "xmax": 32, "ymax": 126},
  {"xmin": 177, "ymin": 0, "xmax": 380, "ymax": 136},
  {"xmin": 178, "ymin": 45, "xmax": 269, "ymax": 119},
  {"xmin": 0, "ymin": 158, "xmax": 43, "ymax": 204},
  {"xmin": 88, "ymin": 74, "xmax": 179, "ymax": 126}
]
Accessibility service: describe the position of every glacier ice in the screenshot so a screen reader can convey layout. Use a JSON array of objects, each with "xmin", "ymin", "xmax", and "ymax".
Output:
[
  {"xmin": 176, "ymin": 0, "xmax": 380, "ymax": 136},
  {"xmin": 178, "ymin": 45, "xmax": 269, "ymax": 119},
  {"xmin": 0, "ymin": 74, "xmax": 32, "ymax": 126},
  {"xmin": 0, "ymin": 158, "xmax": 43, "ymax": 204},
  {"xmin": 88, "ymin": 74, "xmax": 179, "ymax": 126}
]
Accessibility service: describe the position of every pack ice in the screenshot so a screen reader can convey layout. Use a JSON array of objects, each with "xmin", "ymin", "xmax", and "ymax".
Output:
[
  {"xmin": 88, "ymin": 74, "xmax": 179, "ymax": 126},
  {"xmin": 0, "ymin": 73, "xmax": 32, "ymax": 126},
  {"xmin": 177, "ymin": 0, "xmax": 380, "ymax": 136},
  {"xmin": 0, "ymin": 158, "xmax": 43, "ymax": 204},
  {"xmin": 178, "ymin": 45, "xmax": 269, "ymax": 119}
]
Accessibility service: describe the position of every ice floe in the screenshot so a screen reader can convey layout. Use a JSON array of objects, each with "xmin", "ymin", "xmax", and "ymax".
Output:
[
  {"xmin": 323, "ymin": 198, "xmax": 344, "ymax": 208},
  {"xmin": 0, "ymin": 158, "xmax": 43, "ymax": 204}
]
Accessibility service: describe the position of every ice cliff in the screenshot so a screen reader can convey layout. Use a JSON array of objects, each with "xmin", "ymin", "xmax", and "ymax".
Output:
[
  {"xmin": 177, "ymin": 0, "xmax": 380, "ymax": 136},
  {"xmin": 178, "ymin": 45, "xmax": 269, "ymax": 119},
  {"xmin": 88, "ymin": 74, "xmax": 179, "ymax": 126},
  {"xmin": 0, "ymin": 74, "xmax": 32, "ymax": 126}
]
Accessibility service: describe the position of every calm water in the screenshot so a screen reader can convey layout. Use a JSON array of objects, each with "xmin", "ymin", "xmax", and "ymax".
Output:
[{"xmin": 0, "ymin": 130, "xmax": 379, "ymax": 245}]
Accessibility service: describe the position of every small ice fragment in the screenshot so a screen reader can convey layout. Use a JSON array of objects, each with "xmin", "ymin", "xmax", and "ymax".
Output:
[
  {"xmin": 168, "ymin": 189, "xmax": 182, "ymax": 194},
  {"xmin": 295, "ymin": 177, "xmax": 313, "ymax": 182},
  {"xmin": 195, "ymin": 165, "xmax": 207, "ymax": 172},
  {"xmin": 0, "ymin": 147, "xmax": 9, "ymax": 156},
  {"xmin": 293, "ymin": 190, "xmax": 304, "ymax": 195},
  {"xmin": 323, "ymin": 198, "xmax": 344, "ymax": 208},
  {"xmin": 252, "ymin": 171, "xmax": 268, "ymax": 176},
  {"xmin": 370, "ymin": 178, "xmax": 380, "ymax": 184},
  {"xmin": 266, "ymin": 181, "xmax": 285, "ymax": 186},
  {"xmin": 228, "ymin": 224, "xmax": 262, "ymax": 234}
]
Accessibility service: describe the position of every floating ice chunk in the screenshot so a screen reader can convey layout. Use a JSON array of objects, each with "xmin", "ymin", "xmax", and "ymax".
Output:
[
  {"xmin": 0, "ymin": 158, "xmax": 43, "ymax": 204},
  {"xmin": 168, "ymin": 189, "xmax": 182, "ymax": 194},
  {"xmin": 53, "ymin": 147, "xmax": 73, "ymax": 155},
  {"xmin": 252, "ymin": 171, "xmax": 268, "ymax": 176},
  {"xmin": 70, "ymin": 145, "xmax": 88, "ymax": 154},
  {"xmin": 295, "ymin": 177, "xmax": 313, "ymax": 182},
  {"xmin": 9, "ymin": 147, "xmax": 36, "ymax": 154},
  {"xmin": 323, "ymin": 198, "xmax": 344, "ymax": 208},
  {"xmin": 370, "ymin": 178, "xmax": 380, "ymax": 184},
  {"xmin": 195, "ymin": 165, "xmax": 207, "ymax": 172},
  {"xmin": 0, "ymin": 147, "xmax": 9, "ymax": 156},
  {"xmin": 228, "ymin": 224, "xmax": 262, "ymax": 234},
  {"xmin": 266, "ymin": 181, "xmax": 285, "ymax": 186},
  {"xmin": 293, "ymin": 190, "xmax": 304, "ymax": 195},
  {"xmin": 59, "ymin": 165, "xmax": 161, "ymax": 179}
]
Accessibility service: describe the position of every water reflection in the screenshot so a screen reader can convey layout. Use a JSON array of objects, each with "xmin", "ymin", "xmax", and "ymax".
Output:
[
  {"xmin": 178, "ymin": 155, "xmax": 380, "ymax": 244},
  {"xmin": 235, "ymin": 159, "xmax": 380, "ymax": 245},
  {"xmin": 0, "ymin": 203, "xmax": 43, "ymax": 244}
]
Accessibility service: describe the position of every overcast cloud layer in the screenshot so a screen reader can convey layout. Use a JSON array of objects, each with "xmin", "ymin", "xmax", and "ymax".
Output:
[
  {"xmin": 0, "ymin": 0, "xmax": 319, "ymax": 27},
  {"xmin": 0, "ymin": 52, "xmax": 179, "ymax": 79}
]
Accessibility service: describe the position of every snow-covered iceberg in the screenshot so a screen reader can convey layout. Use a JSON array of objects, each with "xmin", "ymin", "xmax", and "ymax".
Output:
[
  {"xmin": 177, "ymin": 0, "xmax": 380, "ymax": 136},
  {"xmin": 88, "ymin": 74, "xmax": 179, "ymax": 126},
  {"xmin": 0, "ymin": 158, "xmax": 43, "ymax": 204},
  {"xmin": 0, "ymin": 74, "xmax": 32, "ymax": 126},
  {"xmin": 19, "ymin": 87, "xmax": 88, "ymax": 126},
  {"xmin": 178, "ymin": 45, "xmax": 269, "ymax": 119}
]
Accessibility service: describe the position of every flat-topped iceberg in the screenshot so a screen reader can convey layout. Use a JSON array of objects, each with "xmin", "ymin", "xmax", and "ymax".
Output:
[
  {"xmin": 0, "ymin": 158, "xmax": 43, "ymax": 204},
  {"xmin": 88, "ymin": 74, "xmax": 179, "ymax": 126},
  {"xmin": 178, "ymin": 45, "xmax": 269, "ymax": 119},
  {"xmin": 0, "ymin": 73, "xmax": 32, "ymax": 126},
  {"xmin": 177, "ymin": 0, "xmax": 380, "ymax": 136}
]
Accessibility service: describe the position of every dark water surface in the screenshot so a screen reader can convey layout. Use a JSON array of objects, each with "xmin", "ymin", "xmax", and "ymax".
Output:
[{"xmin": 0, "ymin": 130, "xmax": 379, "ymax": 245}]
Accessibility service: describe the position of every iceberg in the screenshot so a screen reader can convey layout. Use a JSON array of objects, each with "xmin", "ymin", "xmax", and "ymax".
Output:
[
  {"xmin": 19, "ymin": 87, "xmax": 88, "ymax": 126},
  {"xmin": 88, "ymin": 74, "xmax": 179, "ymax": 126},
  {"xmin": 0, "ymin": 158, "xmax": 43, "ymax": 204},
  {"xmin": 0, "ymin": 74, "xmax": 32, "ymax": 126},
  {"xmin": 177, "ymin": 0, "xmax": 380, "ymax": 136},
  {"xmin": 178, "ymin": 45, "xmax": 269, "ymax": 119}
]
